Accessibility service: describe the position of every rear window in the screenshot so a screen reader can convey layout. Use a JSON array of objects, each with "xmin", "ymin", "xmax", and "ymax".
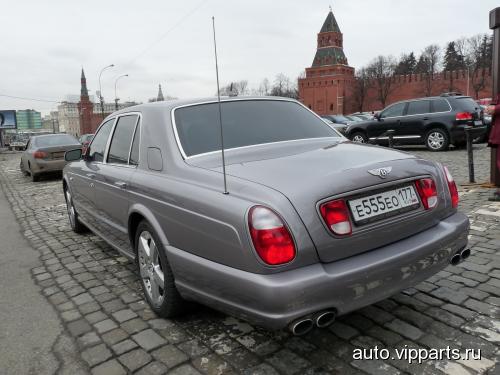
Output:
[
  {"xmin": 455, "ymin": 97, "xmax": 480, "ymax": 112},
  {"xmin": 34, "ymin": 134, "xmax": 78, "ymax": 147},
  {"xmin": 174, "ymin": 100, "xmax": 339, "ymax": 157}
]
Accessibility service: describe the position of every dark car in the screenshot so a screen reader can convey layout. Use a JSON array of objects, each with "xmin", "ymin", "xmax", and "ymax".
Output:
[
  {"xmin": 321, "ymin": 117, "xmax": 348, "ymax": 135},
  {"xmin": 346, "ymin": 95, "xmax": 487, "ymax": 151},
  {"xmin": 62, "ymin": 97, "xmax": 469, "ymax": 335},
  {"xmin": 323, "ymin": 114, "xmax": 357, "ymax": 125}
]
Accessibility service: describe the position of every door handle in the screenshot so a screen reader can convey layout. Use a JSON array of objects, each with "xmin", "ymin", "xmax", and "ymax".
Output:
[
  {"xmin": 86, "ymin": 173, "xmax": 95, "ymax": 179},
  {"xmin": 114, "ymin": 181, "xmax": 127, "ymax": 189}
]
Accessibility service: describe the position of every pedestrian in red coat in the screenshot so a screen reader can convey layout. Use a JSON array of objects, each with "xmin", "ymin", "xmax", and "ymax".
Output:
[{"xmin": 487, "ymin": 94, "xmax": 500, "ymax": 201}]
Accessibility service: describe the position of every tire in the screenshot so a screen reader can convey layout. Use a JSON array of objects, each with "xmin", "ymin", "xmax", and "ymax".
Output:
[
  {"xmin": 64, "ymin": 187, "xmax": 87, "ymax": 233},
  {"xmin": 31, "ymin": 171, "xmax": 40, "ymax": 182},
  {"xmin": 135, "ymin": 221, "xmax": 185, "ymax": 317},
  {"xmin": 425, "ymin": 128, "xmax": 449, "ymax": 152},
  {"xmin": 20, "ymin": 160, "xmax": 29, "ymax": 176},
  {"xmin": 350, "ymin": 131, "xmax": 368, "ymax": 144}
]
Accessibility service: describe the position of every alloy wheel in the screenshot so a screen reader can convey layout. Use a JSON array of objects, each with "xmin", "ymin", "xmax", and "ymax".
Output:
[
  {"xmin": 352, "ymin": 135, "xmax": 366, "ymax": 143},
  {"xmin": 137, "ymin": 231, "xmax": 165, "ymax": 306},
  {"xmin": 427, "ymin": 131, "xmax": 444, "ymax": 150}
]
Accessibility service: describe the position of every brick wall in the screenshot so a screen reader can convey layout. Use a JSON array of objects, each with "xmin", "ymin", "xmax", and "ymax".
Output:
[{"xmin": 358, "ymin": 68, "xmax": 493, "ymax": 112}]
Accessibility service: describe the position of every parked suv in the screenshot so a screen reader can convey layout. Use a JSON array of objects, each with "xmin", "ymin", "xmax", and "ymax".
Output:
[{"xmin": 346, "ymin": 95, "xmax": 486, "ymax": 151}]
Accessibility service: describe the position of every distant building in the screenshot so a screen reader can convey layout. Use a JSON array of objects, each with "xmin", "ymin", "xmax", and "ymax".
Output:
[
  {"xmin": 58, "ymin": 69, "xmax": 138, "ymax": 136},
  {"xmin": 16, "ymin": 110, "xmax": 42, "ymax": 130},
  {"xmin": 300, "ymin": 8, "xmax": 492, "ymax": 114},
  {"xmin": 298, "ymin": 8, "xmax": 355, "ymax": 115}
]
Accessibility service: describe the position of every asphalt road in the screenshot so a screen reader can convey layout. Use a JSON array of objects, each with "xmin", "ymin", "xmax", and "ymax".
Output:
[{"xmin": 0, "ymin": 179, "xmax": 87, "ymax": 375}]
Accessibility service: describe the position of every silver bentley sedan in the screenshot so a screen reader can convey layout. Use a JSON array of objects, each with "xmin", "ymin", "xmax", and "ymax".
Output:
[{"xmin": 63, "ymin": 97, "xmax": 469, "ymax": 335}]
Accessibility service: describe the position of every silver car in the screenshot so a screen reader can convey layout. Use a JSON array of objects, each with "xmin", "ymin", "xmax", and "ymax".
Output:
[
  {"xmin": 63, "ymin": 97, "xmax": 469, "ymax": 335},
  {"xmin": 20, "ymin": 133, "xmax": 81, "ymax": 181}
]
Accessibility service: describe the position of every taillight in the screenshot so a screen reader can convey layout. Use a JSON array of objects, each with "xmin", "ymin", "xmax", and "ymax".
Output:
[
  {"xmin": 456, "ymin": 112, "xmax": 472, "ymax": 121},
  {"xmin": 319, "ymin": 199, "xmax": 352, "ymax": 236},
  {"xmin": 248, "ymin": 206, "xmax": 296, "ymax": 265},
  {"xmin": 443, "ymin": 166, "xmax": 459, "ymax": 208},
  {"xmin": 33, "ymin": 151, "xmax": 48, "ymax": 159},
  {"xmin": 415, "ymin": 178, "xmax": 438, "ymax": 210}
]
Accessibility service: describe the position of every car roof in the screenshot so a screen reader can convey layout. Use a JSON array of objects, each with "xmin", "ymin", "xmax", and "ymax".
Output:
[
  {"xmin": 106, "ymin": 96, "xmax": 299, "ymax": 118},
  {"xmin": 387, "ymin": 95, "xmax": 472, "ymax": 108}
]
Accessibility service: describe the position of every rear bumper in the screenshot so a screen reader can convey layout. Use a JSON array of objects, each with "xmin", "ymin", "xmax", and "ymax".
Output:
[
  {"xmin": 450, "ymin": 125, "xmax": 487, "ymax": 143},
  {"xmin": 167, "ymin": 212, "xmax": 469, "ymax": 330},
  {"xmin": 31, "ymin": 159, "xmax": 67, "ymax": 174}
]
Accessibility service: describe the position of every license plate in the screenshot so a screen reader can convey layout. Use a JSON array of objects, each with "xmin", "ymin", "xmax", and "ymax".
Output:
[
  {"xmin": 474, "ymin": 120, "xmax": 483, "ymax": 126},
  {"xmin": 348, "ymin": 185, "xmax": 420, "ymax": 224},
  {"xmin": 52, "ymin": 152, "xmax": 65, "ymax": 159}
]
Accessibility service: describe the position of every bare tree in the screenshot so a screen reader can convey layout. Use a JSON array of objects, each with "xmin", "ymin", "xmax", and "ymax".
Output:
[
  {"xmin": 455, "ymin": 34, "xmax": 491, "ymax": 98},
  {"xmin": 366, "ymin": 55, "xmax": 397, "ymax": 108},
  {"xmin": 352, "ymin": 67, "xmax": 371, "ymax": 112},
  {"xmin": 218, "ymin": 80, "xmax": 248, "ymax": 96},
  {"xmin": 258, "ymin": 78, "xmax": 271, "ymax": 96},
  {"xmin": 270, "ymin": 73, "xmax": 298, "ymax": 98},
  {"xmin": 420, "ymin": 44, "xmax": 441, "ymax": 96}
]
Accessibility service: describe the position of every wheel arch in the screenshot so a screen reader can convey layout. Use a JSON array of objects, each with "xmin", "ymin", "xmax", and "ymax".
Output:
[
  {"xmin": 424, "ymin": 122, "xmax": 450, "ymax": 136},
  {"xmin": 128, "ymin": 204, "xmax": 170, "ymax": 252}
]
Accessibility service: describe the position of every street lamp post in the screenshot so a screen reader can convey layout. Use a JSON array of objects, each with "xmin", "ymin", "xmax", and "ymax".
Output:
[
  {"xmin": 98, "ymin": 64, "xmax": 114, "ymax": 118},
  {"xmin": 114, "ymin": 74, "xmax": 129, "ymax": 111}
]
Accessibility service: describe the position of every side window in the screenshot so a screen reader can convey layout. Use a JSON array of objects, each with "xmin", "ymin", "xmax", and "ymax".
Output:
[
  {"xmin": 406, "ymin": 100, "xmax": 430, "ymax": 116},
  {"xmin": 432, "ymin": 99, "xmax": 451, "ymax": 113},
  {"xmin": 381, "ymin": 102, "xmax": 405, "ymax": 118},
  {"xmin": 107, "ymin": 115, "xmax": 138, "ymax": 165},
  {"xmin": 129, "ymin": 121, "xmax": 140, "ymax": 166},
  {"xmin": 87, "ymin": 119, "xmax": 114, "ymax": 162}
]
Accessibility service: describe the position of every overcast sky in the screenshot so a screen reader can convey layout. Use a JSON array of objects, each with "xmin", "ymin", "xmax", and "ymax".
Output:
[{"xmin": 0, "ymin": 0, "xmax": 497, "ymax": 115}]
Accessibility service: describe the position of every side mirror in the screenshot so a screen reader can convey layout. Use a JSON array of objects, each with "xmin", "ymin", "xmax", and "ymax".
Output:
[
  {"xmin": 374, "ymin": 113, "xmax": 381, "ymax": 121},
  {"xmin": 65, "ymin": 148, "xmax": 83, "ymax": 162}
]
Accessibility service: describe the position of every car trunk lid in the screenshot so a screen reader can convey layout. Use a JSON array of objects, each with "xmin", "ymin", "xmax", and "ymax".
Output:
[{"xmin": 188, "ymin": 140, "xmax": 449, "ymax": 262}]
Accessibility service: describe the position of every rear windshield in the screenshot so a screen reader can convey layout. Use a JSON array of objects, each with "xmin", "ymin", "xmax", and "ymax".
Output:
[
  {"xmin": 174, "ymin": 100, "xmax": 339, "ymax": 157},
  {"xmin": 34, "ymin": 134, "xmax": 79, "ymax": 147},
  {"xmin": 455, "ymin": 97, "xmax": 480, "ymax": 112}
]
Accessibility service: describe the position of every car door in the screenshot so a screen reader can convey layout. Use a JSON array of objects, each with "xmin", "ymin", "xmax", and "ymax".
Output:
[
  {"xmin": 92, "ymin": 114, "xmax": 140, "ymax": 254},
  {"xmin": 399, "ymin": 100, "xmax": 431, "ymax": 141},
  {"xmin": 73, "ymin": 118, "xmax": 116, "ymax": 227},
  {"xmin": 366, "ymin": 102, "xmax": 407, "ymax": 142}
]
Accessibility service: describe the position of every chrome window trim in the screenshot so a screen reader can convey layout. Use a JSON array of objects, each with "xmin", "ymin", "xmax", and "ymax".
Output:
[
  {"xmin": 87, "ymin": 116, "xmax": 117, "ymax": 164},
  {"xmin": 104, "ymin": 112, "xmax": 142, "ymax": 167},
  {"xmin": 170, "ymin": 97, "xmax": 342, "ymax": 160}
]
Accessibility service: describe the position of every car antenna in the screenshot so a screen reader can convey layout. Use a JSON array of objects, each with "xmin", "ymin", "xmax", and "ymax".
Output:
[{"xmin": 212, "ymin": 16, "xmax": 229, "ymax": 195}]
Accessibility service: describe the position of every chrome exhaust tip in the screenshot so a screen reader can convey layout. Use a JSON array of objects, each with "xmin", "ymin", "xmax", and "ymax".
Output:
[
  {"xmin": 450, "ymin": 253, "xmax": 461, "ymax": 266},
  {"xmin": 289, "ymin": 318, "xmax": 314, "ymax": 336},
  {"xmin": 460, "ymin": 248, "xmax": 471, "ymax": 260},
  {"xmin": 314, "ymin": 311, "xmax": 336, "ymax": 328}
]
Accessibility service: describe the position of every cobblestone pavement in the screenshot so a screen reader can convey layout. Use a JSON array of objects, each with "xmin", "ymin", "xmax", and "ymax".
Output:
[{"xmin": 0, "ymin": 145, "xmax": 499, "ymax": 375}]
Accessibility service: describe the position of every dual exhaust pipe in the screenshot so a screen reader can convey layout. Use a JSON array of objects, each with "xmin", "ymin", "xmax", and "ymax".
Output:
[
  {"xmin": 289, "ymin": 247, "xmax": 471, "ymax": 335},
  {"xmin": 289, "ymin": 310, "xmax": 336, "ymax": 336},
  {"xmin": 450, "ymin": 248, "xmax": 471, "ymax": 266}
]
